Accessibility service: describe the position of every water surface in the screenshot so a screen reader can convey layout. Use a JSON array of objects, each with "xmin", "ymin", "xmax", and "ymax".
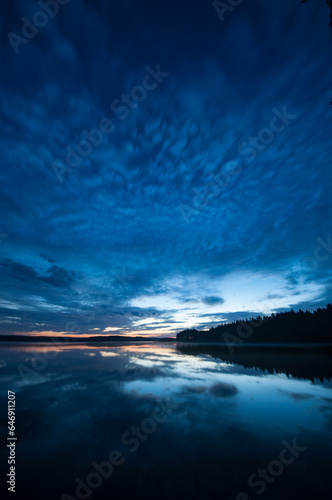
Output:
[{"xmin": 0, "ymin": 342, "xmax": 331, "ymax": 499}]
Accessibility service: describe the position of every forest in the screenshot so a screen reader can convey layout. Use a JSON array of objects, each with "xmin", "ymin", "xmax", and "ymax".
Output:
[{"xmin": 177, "ymin": 304, "xmax": 332, "ymax": 344}]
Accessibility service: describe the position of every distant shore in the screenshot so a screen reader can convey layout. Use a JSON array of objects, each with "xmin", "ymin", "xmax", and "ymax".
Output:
[
  {"xmin": 1, "ymin": 335, "xmax": 332, "ymax": 350},
  {"xmin": 0, "ymin": 335, "xmax": 175, "ymax": 343}
]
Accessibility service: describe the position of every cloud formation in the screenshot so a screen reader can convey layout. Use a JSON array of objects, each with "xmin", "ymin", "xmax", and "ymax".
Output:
[{"xmin": 0, "ymin": 0, "xmax": 331, "ymax": 336}]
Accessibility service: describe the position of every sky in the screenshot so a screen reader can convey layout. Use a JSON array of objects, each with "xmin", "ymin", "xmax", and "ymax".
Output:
[{"xmin": 0, "ymin": 0, "xmax": 331, "ymax": 338}]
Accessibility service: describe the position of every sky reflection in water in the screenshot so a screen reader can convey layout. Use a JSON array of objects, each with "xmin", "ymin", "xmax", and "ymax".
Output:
[{"xmin": 0, "ymin": 342, "xmax": 331, "ymax": 500}]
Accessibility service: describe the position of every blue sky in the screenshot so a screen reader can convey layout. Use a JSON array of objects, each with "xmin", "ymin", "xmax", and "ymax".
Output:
[{"xmin": 0, "ymin": 0, "xmax": 331, "ymax": 337}]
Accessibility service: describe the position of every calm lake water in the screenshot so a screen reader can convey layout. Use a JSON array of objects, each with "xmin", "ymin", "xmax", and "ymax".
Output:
[{"xmin": 1, "ymin": 342, "xmax": 331, "ymax": 500}]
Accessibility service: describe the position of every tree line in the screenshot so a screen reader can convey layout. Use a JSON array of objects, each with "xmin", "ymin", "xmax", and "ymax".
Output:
[{"xmin": 177, "ymin": 304, "xmax": 332, "ymax": 344}]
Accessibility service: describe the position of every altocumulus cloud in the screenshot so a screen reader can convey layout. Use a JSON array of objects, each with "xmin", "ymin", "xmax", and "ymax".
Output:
[{"xmin": 0, "ymin": 0, "xmax": 331, "ymax": 336}]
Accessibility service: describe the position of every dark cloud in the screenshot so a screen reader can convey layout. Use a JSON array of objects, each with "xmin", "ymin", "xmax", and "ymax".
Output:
[
  {"xmin": 279, "ymin": 390, "xmax": 314, "ymax": 401},
  {"xmin": 208, "ymin": 382, "xmax": 238, "ymax": 398},
  {"xmin": 42, "ymin": 265, "xmax": 79, "ymax": 288},
  {"xmin": 40, "ymin": 254, "xmax": 57, "ymax": 264},
  {"xmin": 0, "ymin": 259, "xmax": 78, "ymax": 288},
  {"xmin": 201, "ymin": 296, "xmax": 225, "ymax": 306},
  {"xmin": 1, "ymin": 259, "xmax": 39, "ymax": 282},
  {"xmin": 289, "ymin": 393, "xmax": 314, "ymax": 401}
]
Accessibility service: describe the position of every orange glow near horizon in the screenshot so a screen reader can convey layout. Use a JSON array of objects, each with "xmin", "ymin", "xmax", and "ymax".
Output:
[
  {"xmin": 2, "ymin": 329, "xmax": 176, "ymax": 339},
  {"xmin": 0, "ymin": 342, "xmax": 177, "ymax": 355}
]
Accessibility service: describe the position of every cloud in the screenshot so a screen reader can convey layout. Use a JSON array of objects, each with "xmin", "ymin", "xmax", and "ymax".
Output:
[
  {"xmin": 208, "ymin": 382, "xmax": 238, "ymax": 398},
  {"xmin": 289, "ymin": 393, "xmax": 314, "ymax": 401},
  {"xmin": 0, "ymin": 259, "xmax": 79, "ymax": 289},
  {"xmin": 42, "ymin": 265, "xmax": 79, "ymax": 288},
  {"xmin": 0, "ymin": 0, "xmax": 331, "ymax": 336},
  {"xmin": 202, "ymin": 296, "xmax": 225, "ymax": 306}
]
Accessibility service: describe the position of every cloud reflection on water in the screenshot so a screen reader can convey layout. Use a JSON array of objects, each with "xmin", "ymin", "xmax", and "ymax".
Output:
[{"xmin": 0, "ymin": 342, "xmax": 331, "ymax": 500}]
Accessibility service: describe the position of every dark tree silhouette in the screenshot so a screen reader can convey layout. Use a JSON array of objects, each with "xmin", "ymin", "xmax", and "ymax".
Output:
[
  {"xmin": 176, "ymin": 342, "xmax": 332, "ymax": 380},
  {"xmin": 177, "ymin": 304, "xmax": 332, "ymax": 344}
]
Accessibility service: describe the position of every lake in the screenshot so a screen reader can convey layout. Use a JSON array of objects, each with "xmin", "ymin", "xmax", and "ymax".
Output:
[{"xmin": 1, "ymin": 342, "xmax": 331, "ymax": 500}]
